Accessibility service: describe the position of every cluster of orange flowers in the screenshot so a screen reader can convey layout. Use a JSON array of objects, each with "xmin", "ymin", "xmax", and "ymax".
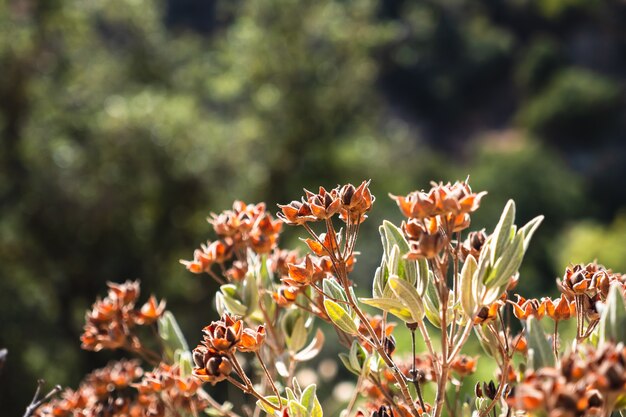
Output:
[
  {"xmin": 134, "ymin": 363, "xmax": 208, "ymax": 416},
  {"xmin": 192, "ymin": 313, "xmax": 265, "ymax": 385},
  {"xmin": 81, "ymin": 281, "xmax": 165, "ymax": 352},
  {"xmin": 34, "ymin": 360, "xmax": 207, "ymax": 417},
  {"xmin": 506, "ymin": 263, "xmax": 626, "ymax": 327},
  {"xmin": 181, "ymin": 201, "xmax": 282, "ymax": 280},
  {"xmin": 508, "ymin": 342, "xmax": 626, "ymax": 417},
  {"xmin": 509, "ymin": 295, "xmax": 576, "ymax": 322},
  {"xmin": 34, "ymin": 360, "xmax": 143, "ymax": 417},
  {"xmin": 273, "ymin": 251, "xmax": 357, "ymax": 309},
  {"xmin": 277, "ymin": 181, "xmax": 374, "ymax": 226},
  {"xmin": 559, "ymin": 263, "xmax": 626, "ymax": 318},
  {"xmin": 391, "ymin": 180, "xmax": 486, "ymax": 259}
]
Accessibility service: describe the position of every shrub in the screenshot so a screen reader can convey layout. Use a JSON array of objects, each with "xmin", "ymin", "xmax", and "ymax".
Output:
[{"xmin": 28, "ymin": 180, "xmax": 626, "ymax": 417}]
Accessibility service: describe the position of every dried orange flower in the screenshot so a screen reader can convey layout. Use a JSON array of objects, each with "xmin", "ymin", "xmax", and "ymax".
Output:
[
  {"xmin": 339, "ymin": 180, "xmax": 375, "ymax": 222},
  {"xmin": 34, "ymin": 360, "xmax": 145, "ymax": 417},
  {"xmin": 182, "ymin": 201, "xmax": 282, "ymax": 278},
  {"xmin": 402, "ymin": 218, "xmax": 446, "ymax": 259},
  {"xmin": 459, "ymin": 229, "xmax": 487, "ymax": 262},
  {"xmin": 201, "ymin": 313, "xmax": 243, "ymax": 353},
  {"xmin": 283, "ymin": 255, "xmax": 318, "ymax": 287},
  {"xmin": 134, "ymin": 363, "xmax": 208, "ymax": 415},
  {"xmin": 272, "ymin": 285, "xmax": 299, "ymax": 306},
  {"xmin": 80, "ymin": 280, "xmax": 165, "ymax": 352},
  {"xmin": 391, "ymin": 180, "xmax": 486, "ymax": 220},
  {"xmin": 371, "ymin": 404, "xmax": 395, "ymax": 417},
  {"xmin": 473, "ymin": 300, "xmax": 503, "ymax": 325},
  {"xmin": 305, "ymin": 186, "xmax": 342, "ymax": 220},
  {"xmin": 238, "ymin": 325, "xmax": 266, "ymax": 352},
  {"xmin": 192, "ymin": 346, "xmax": 233, "ymax": 385},
  {"xmin": 451, "ymin": 355, "xmax": 478, "ymax": 376},
  {"xmin": 277, "ymin": 200, "xmax": 318, "ymax": 225},
  {"xmin": 508, "ymin": 342, "xmax": 626, "ymax": 416},
  {"xmin": 511, "ymin": 332, "xmax": 528, "ymax": 354},
  {"xmin": 509, "ymin": 295, "xmax": 545, "ymax": 320},
  {"xmin": 135, "ymin": 295, "xmax": 166, "ymax": 325},
  {"xmin": 391, "ymin": 180, "xmax": 486, "ymax": 259},
  {"xmin": 543, "ymin": 296, "xmax": 575, "ymax": 321}
]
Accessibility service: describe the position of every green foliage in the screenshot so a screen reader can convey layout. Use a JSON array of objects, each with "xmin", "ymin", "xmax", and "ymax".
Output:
[
  {"xmin": 598, "ymin": 284, "xmax": 626, "ymax": 345},
  {"xmin": 519, "ymin": 69, "xmax": 621, "ymax": 142},
  {"xmin": 556, "ymin": 215, "xmax": 626, "ymax": 273},
  {"xmin": 525, "ymin": 316, "xmax": 555, "ymax": 370},
  {"xmin": 323, "ymin": 299, "xmax": 358, "ymax": 335},
  {"xmin": 158, "ymin": 311, "xmax": 190, "ymax": 363}
]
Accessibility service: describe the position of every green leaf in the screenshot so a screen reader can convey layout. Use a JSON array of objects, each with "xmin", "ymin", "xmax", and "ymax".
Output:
[
  {"xmin": 220, "ymin": 293, "xmax": 248, "ymax": 316},
  {"xmin": 220, "ymin": 284, "xmax": 238, "ymax": 298},
  {"xmin": 293, "ymin": 328, "xmax": 325, "ymax": 362},
  {"xmin": 349, "ymin": 341, "xmax": 368, "ymax": 373},
  {"xmin": 339, "ymin": 352, "xmax": 358, "ymax": 375},
  {"xmin": 381, "ymin": 221, "xmax": 417, "ymax": 286},
  {"xmin": 599, "ymin": 283, "xmax": 626, "ymax": 345},
  {"xmin": 288, "ymin": 400, "xmax": 309, "ymax": 417},
  {"xmin": 242, "ymin": 271, "xmax": 258, "ymax": 308},
  {"xmin": 460, "ymin": 255, "xmax": 478, "ymax": 318},
  {"xmin": 526, "ymin": 316, "xmax": 555, "ymax": 370},
  {"xmin": 520, "ymin": 215, "xmax": 544, "ymax": 251},
  {"xmin": 485, "ymin": 231, "xmax": 523, "ymax": 287},
  {"xmin": 285, "ymin": 387, "xmax": 297, "ymax": 402},
  {"xmin": 158, "ymin": 311, "xmax": 189, "ymax": 363},
  {"xmin": 300, "ymin": 384, "xmax": 323, "ymax": 417},
  {"xmin": 287, "ymin": 316, "xmax": 308, "ymax": 352},
  {"xmin": 256, "ymin": 396, "xmax": 287, "ymax": 415},
  {"xmin": 372, "ymin": 264, "xmax": 386, "ymax": 299},
  {"xmin": 360, "ymin": 297, "xmax": 414, "ymax": 322},
  {"xmin": 474, "ymin": 324, "xmax": 499, "ymax": 358},
  {"xmin": 324, "ymin": 299, "xmax": 358, "ymax": 335},
  {"xmin": 490, "ymin": 200, "xmax": 515, "ymax": 264},
  {"xmin": 387, "ymin": 244, "xmax": 400, "ymax": 275},
  {"xmin": 423, "ymin": 277, "xmax": 442, "ymax": 328},
  {"xmin": 177, "ymin": 350, "xmax": 193, "ymax": 377},
  {"xmin": 388, "ymin": 275, "xmax": 424, "ymax": 323},
  {"xmin": 257, "ymin": 253, "xmax": 274, "ymax": 287},
  {"xmin": 382, "ymin": 220, "xmax": 411, "ymax": 257},
  {"xmin": 416, "ymin": 257, "xmax": 429, "ymax": 296},
  {"xmin": 322, "ymin": 278, "xmax": 347, "ymax": 302}
]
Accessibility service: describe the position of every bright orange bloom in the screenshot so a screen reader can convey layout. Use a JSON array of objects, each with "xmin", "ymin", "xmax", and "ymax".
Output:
[{"xmin": 543, "ymin": 297, "xmax": 575, "ymax": 321}]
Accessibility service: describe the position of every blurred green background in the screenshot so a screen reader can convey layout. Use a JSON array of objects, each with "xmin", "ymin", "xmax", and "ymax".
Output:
[{"xmin": 1, "ymin": 0, "xmax": 625, "ymax": 413}]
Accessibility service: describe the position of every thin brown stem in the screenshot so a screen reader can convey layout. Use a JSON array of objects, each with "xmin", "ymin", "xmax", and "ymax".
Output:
[
  {"xmin": 227, "ymin": 374, "xmax": 281, "ymax": 412},
  {"xmin": 257, "ymin": 296, "xmax": 283, "ymax": 355},
  {"xmin": 553, "ymin": 320, "xmax": 559, "ymax": 361},
  {"xmin": 256, "ymin": 351, "xmax": 281, "ymax": 401},
  {"xmin": 433, "ymin": 257, "xmax": 451, "ymax": 417},
  {"xmin": 197, "ymin": 388, "xmax": 243, "ymax": 417},
  {"xmin": 417, "ymin": 320, "xmax": 441, "ymax": 373},
  {"xmin": 345, "ymin": 373, "xmax": 363, "ymax": 416},
  {"xmin": 448, "ymin": 321, "xmax": 474, "ymax": 362},
  {"xmin": 409, "ymin": 326, "xmax": 427, "ymax": 411},
  {"xmin": 337, "ymin": 261, "xmax": 420, "ymax": 417},
  {"xmin": 207, "ymin": 268, "xmax": 227, "ymax": 285}
]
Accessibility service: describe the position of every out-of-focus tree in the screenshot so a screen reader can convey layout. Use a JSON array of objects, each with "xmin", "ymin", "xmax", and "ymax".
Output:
[
  {"xmin": 555, "ymin": 214, "xmax": 626, "ymax": 273},
  {"xmin": 0, "ymin": 0, "xmax": 421, "ymax": 413}
]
